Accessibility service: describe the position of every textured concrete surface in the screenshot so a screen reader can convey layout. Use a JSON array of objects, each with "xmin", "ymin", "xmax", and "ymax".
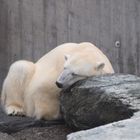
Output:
[
  {"xmin": 12, "ymin": 125, "xmax": 72, "ymax": 140},
  {"xmin": 0, "ymin": 125, "xmax": 72, "ymax": 140}
]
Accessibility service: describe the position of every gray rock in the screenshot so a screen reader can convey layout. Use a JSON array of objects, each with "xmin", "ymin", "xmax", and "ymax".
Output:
[
  {"xmin": 0, "ymin": 132, "xmax": 15, "ymax": 140},
  {"xmin": 67, "ymin": 117, "xmax": 140, "ymax": 140},
  {"xmin": 0, "ymin": 106, "xmax": 71, "ymax": 139},
  {"xmin": 60, "ymin": 74, "xmax": 140, "ymax": 130},
  {"xmin": 12, "ymin": 124, "xmax": 72, "ymax": 140},
  {"xmin": 0, "ymin": 105, "xmax": 64, "ymax": 134}
]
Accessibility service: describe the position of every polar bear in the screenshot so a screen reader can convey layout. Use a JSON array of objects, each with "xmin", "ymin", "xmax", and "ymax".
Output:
[
  {"xmin": 56, "ymin": 42, "xmax": 114, "ymax": 88},
  {"xmin": 1, "ymin": 42, "xmax": 114, "ymax": 120}
]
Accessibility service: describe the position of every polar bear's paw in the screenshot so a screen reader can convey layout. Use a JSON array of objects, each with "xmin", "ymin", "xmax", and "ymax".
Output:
[{"xmin": 6, "ymin": 105, "xmax": 25, "ymax": 116}]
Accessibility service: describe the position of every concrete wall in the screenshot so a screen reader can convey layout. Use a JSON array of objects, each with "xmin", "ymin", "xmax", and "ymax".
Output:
[{"xmin": 0, "ymin": 0, "xmax": 140, "ymax": 89}]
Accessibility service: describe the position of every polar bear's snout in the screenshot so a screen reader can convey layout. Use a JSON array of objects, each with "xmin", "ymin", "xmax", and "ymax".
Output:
[
  {"xmin": 56, "ymin": 81, "xmax": 63, "ymax": 88},
  {"xmin": 56, "ymin": 69, "xmax": 72, "ymax": 88},
  {"xmin": 56, "ymin": 68, "xmax": 86, "ymax": 89}
]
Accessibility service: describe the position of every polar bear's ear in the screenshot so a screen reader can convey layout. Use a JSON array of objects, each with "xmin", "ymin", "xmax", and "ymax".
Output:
[
  {"xmin": 96, "ymin": 62, "xmax": 105, "ymax": 70},
  {"xmin": 64, "ymin": 54, "xmax": 70, "ymax": 61}
]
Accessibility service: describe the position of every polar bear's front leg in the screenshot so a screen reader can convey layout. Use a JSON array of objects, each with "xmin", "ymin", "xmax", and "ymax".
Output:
[
  {"xmin": 34, "ymin": 98, "xmax": 61, "ymax": 120},
  {"xmin": 25, "ymin": 90, "xmax": 61, "ymax": 120}
]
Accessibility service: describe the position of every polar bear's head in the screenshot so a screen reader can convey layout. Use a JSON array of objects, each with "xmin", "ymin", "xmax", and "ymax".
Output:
[{"xmin": 56, "ymin": 54, "xmax": 105, "ymax": 89}]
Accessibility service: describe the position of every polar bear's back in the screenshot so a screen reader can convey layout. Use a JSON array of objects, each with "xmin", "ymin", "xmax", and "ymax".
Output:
[
  {"xmin": 36, "ymin": 43, "xmax": 79, "ymax": 64},
  {"xmin": 36, "ymin": 42, "xmax": 114, "ymax": 74}
]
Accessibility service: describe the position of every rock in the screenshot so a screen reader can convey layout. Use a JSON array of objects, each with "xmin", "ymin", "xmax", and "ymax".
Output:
[
  {"xmin": 12, "ymin": 124, "xmax": 72, "ymax": 140},
  {"xmin": 0, "ymin": 132, "xmax": 15, "ymax": 140},
  {"xmin": 0, "ymin": 105, "xmax": 65, "ymax": 134},
  {"xmin": 67, "ymin": 117, "xmax": 140, "ymax": 140},
  {"xmin": 0, "ymin": 105, "xmax": 71, "ymax": 140},
  {"xmin": 60, "ymin": 74, "xmax": 140, "ymax": 130}
]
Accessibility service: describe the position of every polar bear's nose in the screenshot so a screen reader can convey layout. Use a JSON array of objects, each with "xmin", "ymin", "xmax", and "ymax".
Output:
[{"xmin": 56, "ymin": 81, "xmax": 63, "ymax": 88}]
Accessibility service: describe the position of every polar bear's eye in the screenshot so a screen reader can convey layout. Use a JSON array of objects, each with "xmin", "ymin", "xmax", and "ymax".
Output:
[{"xmin": 72, "ymin": 73, "xmax": 78, "ymax": 76}]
